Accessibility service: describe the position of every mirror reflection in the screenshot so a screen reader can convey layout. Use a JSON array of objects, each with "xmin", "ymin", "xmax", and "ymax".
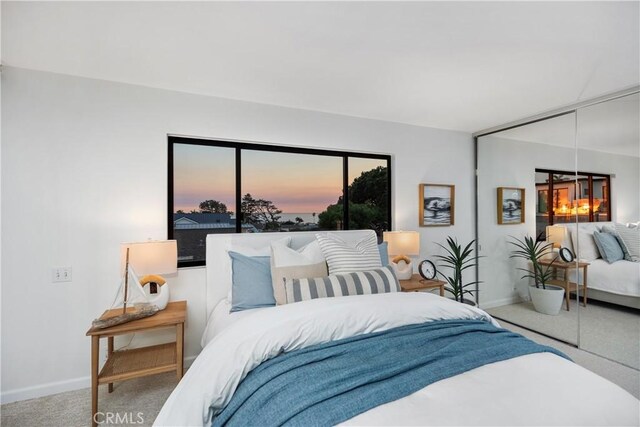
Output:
[
  {"xmin": 575, "ymin": 93, "xmax": 639, "ymax": 369},
  {"xmin": 477, "ymin": 92, "xmax": 639, "ymax": 368},
  {"xmin": 478, "ymin": 112, "xmax": 580, "ymax": 345}
]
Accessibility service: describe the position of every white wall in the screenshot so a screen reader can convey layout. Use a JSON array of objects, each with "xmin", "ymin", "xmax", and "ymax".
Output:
[
  {"xmin": 478, "ymin": 135, "xmax": 640, "ymax": 308},
  {"xmin": 1, "ymin": 67, "xmax": 474, "ymax": 402}
]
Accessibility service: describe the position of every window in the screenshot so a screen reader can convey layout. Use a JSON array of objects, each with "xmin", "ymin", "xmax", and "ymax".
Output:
[
  {"xmin": 169, "ymin": 136, "xmax": 392, "ymax": 266},
  {"xmin": 535, "ymin": 169, "xmax": 611, "ymax": 239}
]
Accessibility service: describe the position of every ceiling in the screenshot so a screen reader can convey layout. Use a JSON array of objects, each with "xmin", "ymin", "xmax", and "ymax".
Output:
[
  {"xmin": 2, "ymin": 1, "xmax": 639, "ymax": 132},
  {"xmin": 491, "ymin": 93, "xmax": 639, "ymax": 157}
]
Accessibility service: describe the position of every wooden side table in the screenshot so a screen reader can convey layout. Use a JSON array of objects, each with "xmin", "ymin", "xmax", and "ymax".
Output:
[
  {"xmin": 400, "ymin": 274, "xmax": 446, "ymax": 297},
  {"xmin": 538, "ymin": 258, "xmax": 589, "ymax": 311},
  {"xmin": 86, "ymin": 300, "xmax": 187, "ymax": 427}
]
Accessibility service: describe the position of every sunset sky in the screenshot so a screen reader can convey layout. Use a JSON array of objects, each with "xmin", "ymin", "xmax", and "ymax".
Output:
[{"xmin": 173, "ymin": 144, "xmax": 386, "ymax": 213}]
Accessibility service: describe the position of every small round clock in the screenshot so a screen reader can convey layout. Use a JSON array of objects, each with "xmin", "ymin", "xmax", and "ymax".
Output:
[
  {"xmin": 418, "ymin": 259, "xmax": 437, "ymax": 280},
  {"xmin": 559, "ymin": 247, "xmax": 575, "ymax": 263}
]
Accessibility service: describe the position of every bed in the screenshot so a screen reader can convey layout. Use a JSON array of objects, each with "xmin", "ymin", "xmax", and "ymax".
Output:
[{"xmin": 155, "ymin": 230, "xmax": 639, "ymax": 426}]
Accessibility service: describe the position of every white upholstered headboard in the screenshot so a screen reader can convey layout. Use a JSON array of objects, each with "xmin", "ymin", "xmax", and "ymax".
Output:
[
  {"xmin": 205, "ymin": 229, "xmax": 378, "ymax": 315},
  {"xmin": 552, "ymin": 221, "xmax": 614, "ymax": 253}
]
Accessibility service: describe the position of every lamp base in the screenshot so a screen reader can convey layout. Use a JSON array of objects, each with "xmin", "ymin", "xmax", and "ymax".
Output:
[
  {"xmin": 142, "ymin": 283, "xmax": 170, "ymax": 310},
  {"xmin": 391, "ymin": 259, "xmax": 413, "ymax": 280}
]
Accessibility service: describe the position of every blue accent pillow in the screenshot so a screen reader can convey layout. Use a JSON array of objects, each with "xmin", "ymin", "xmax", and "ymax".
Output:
[
  {"xmin": 378, "ymin": 242, "xmax": 390, "ymax": 266},
  {"xmin": 592, "ymin": 231, "xmax": 624, "ymax": 264},
  {"xmin": 228, "ymin": 251, "xmax": 275, "ymax": 312}
]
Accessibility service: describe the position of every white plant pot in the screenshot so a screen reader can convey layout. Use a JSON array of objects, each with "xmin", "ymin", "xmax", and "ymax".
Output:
[{"xmin": 529, "ymin": 284, "xmax": 564, "ymax": 315}]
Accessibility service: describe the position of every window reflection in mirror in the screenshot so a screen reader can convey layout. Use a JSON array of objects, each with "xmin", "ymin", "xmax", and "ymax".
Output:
[{"xmin": 535, "ymin": 170, "xmax": 611, "ymax": 240}]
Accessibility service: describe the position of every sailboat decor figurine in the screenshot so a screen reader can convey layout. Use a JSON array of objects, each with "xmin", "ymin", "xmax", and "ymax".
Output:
[
  {"xmin": 90, "ymin": 240, "xmax": 177, "ymax": 330},
  {"xmin": 90, "ymin": 247, "xmax": 160, "ymax": 329}
]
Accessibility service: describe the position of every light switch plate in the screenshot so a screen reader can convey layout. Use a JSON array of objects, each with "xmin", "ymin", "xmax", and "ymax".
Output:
[{"xmin": 52, "ymin": 267, "xmax": 72, "ymax": 283}]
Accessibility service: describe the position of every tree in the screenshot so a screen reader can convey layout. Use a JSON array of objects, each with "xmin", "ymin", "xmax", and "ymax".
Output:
[
  {"xmin": 199, "ymin": 199, "xmax": 231, "ymax": 214},
  {"xmin": 348, "ymin": 203, "xmax": 379, "ymax": 230},
  {"xmin": 318, "ymin": 203, "xmax": 379, "ymax": 231},
  {"xmin": 176, "ymin": 209, "xmax": 185, "ymax": 214},
  {"xmin": 241, "ymin": 193, "xmax": 282, "ymax": 230},
  {"xmin": 317, "ymin": 166, "xmax": 388, "ymax": 231},
  {"xmin": 295, "ymin": 217, "xmax": 304, "ymax": 224},
  {"xmin": 318, "ymin": 204, "xmax": 343, "ymax": 230},
  {"xmin": 349, "ymin": 166, "xmax": 388, "ymax": 213}
]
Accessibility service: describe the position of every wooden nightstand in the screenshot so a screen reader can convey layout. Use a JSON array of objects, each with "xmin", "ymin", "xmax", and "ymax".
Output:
[
  {"xmin": 86, "ymin": 300, "xmax": 187, "ymax": 427},
  {"xmin": 400, "ymin": 274, "xmax": 446, "ymax": 297},
  {"xmin": 538, "ymin": 258, "xmax": 589, "ymax": 311}
]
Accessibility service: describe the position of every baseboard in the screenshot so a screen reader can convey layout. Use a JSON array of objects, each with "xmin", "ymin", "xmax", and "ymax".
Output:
[
  {"xmin": 480, "ymin": 295, "xmax": 522, "ymax": 310},
  {"xmin": 1, "ymin": 376, "xmax": 90, "ymax": 405},
  {"xmin": 1, "ymin": 355, "xmax": 198, "ymax": 404}
]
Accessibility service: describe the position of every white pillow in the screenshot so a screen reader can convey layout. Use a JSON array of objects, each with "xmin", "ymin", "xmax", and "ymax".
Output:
[
  {"xmin": 271, "ymin": 240, "xmax": 325, "ymax": 266},
  {"xmin": 230, "ymin": 237, "xmax": 291, "ymax": 257},
  {"xmin": 614, "ymin": 223, "xmax": 640, "ymax": 262},
  {"xmin": 270, "ymin": 240, "xmax": 327, "ymax": 305},
  {"xmin": 570, "ymin": 229, "xmax": 601, "ymax": 261},
  {"xmin": 225, "ymin": 236, "xmax": 292, "ymax": 301},
  {"xmin": 315, "ymin": 233, "xmax": 382, "ymax": 275}
]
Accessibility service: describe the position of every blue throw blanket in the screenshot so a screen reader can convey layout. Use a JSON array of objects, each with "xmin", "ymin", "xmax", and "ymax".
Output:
[{"xmin": 212, "ymin": 319, "xmax": 568, "ymax": 427}]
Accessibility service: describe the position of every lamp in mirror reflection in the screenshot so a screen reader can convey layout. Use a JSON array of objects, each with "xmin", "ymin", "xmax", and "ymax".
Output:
[{"xmin": 546, "ymin": 226, "xmax": 567, "ymax": 252}]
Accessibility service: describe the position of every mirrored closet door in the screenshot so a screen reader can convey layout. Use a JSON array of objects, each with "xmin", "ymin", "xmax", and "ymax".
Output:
[
  {"xmin": 575, "ymin": 93, "xmax": 639, "ymax": 368},
  {"xmin": 477, "ymin": 112, "xmax": 580, "ymax": 345}
]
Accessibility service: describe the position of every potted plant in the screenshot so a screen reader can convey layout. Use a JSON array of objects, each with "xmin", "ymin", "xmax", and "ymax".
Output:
[
  {"xmin": 435, "ymin": 237, "xmax": 480, "ymax": 305},
  {"xmin": 509, "ymin": 235, "xmax": 564, "ymax": 315}
]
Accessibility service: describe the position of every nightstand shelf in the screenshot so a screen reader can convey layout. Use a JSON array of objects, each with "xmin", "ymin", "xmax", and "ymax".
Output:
[{"xmin": 98, "ymin": 342, "xmax": 177, "ymax": 384}]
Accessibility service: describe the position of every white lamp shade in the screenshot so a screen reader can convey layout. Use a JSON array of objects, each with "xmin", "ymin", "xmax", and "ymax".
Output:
[
  {"xmin": 546, "ymin": 226, "xmax": 567, "ymax": 248},
  {"xmin": 120, "ymin": 240, "xmax": 178, "ymax": 276},
  {"xmin": 383, "ymin": 231, "xmax": 420, "ymax": 256}
]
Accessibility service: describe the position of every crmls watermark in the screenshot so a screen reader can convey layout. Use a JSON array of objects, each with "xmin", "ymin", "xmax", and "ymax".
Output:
[{"xmin": 93, "ymin": 412, "xmax": 144, "ymax": 425}]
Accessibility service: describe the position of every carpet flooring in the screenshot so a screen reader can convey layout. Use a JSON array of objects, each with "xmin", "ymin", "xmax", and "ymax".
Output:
[
  {"xmin": 1, "ymin": 373, "xmax": 178, "ymax": 427},
  {"xmin": 487, "ymin": 299, "xmax": 640, "ymax": 369},
  {"xmin": 2, "ymin": 322, "xmax": 638, "ymax": 427}
]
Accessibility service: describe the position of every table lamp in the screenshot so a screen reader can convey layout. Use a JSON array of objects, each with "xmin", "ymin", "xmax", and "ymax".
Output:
[
  {"xmin": 546, "ymin": 226, "xmax": 566, "ymax": 253},
  {"xmin": 119, "ymin": 240, "xmax": 177, "ymax": 312},
  {"xmin": 383, "ymin": 231, "xmax": 420, "ymax": 280}
]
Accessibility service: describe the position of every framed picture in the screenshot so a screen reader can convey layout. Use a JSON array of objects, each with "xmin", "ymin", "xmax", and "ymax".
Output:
[
  {"xmin": 497, "ymin": 187, "xmax": 525, "ymax": 225},
  {"xmin": 419, "ymin": 184, "xmax": 455, "ymax": 227}
]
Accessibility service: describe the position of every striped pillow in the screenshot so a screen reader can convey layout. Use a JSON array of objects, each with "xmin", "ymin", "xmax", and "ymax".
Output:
[
  {"xmin": 315, "ymin": 233, "xmax": 382, "ymax": 275},
  {"xmin": 602, "ymin": 225, "xmax": 632, "ymax": 262},
  {"xmin": 285, "ymin": 266, "xmax": 400, "ymax": 304},
  {"xmin": 614, "ymin": 223, "xmax": 640, "ymax": 262}
]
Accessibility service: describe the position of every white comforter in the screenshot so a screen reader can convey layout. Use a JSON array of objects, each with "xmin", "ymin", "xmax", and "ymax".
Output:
[
  {"xmin": 585, "ymin": 259, "xmax": 640, "ymax": 297},
  {"xmin": 155, "ymin": 292, "xmax": 639, "ymax": 426}
]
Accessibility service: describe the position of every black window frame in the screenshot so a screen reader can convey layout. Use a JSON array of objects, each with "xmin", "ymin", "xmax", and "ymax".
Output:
[{"xmin": 168, "ymin": 135, "xmax": 392, "ymax": 268}]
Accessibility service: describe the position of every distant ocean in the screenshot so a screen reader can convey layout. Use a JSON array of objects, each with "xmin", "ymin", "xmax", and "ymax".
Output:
[{"xmin": 279, "ymin": 213, "xmax": 318, "ymax": 223}]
